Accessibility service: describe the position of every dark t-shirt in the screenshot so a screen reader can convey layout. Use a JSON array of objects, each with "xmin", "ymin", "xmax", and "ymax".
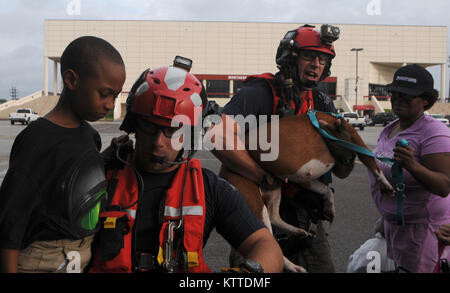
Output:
[
  {"xmin": 134, "ymin": 167, "xmax": 264, "ymax": 255},
  {"xmin": 0, "ymin": 118, "xmax": 102, "ymax": 249}
]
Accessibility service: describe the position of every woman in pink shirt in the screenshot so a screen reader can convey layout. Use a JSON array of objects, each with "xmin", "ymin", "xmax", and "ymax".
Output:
[{"xmin": 370, "ymin": 65, "xmax": 450, "ymax": 273}]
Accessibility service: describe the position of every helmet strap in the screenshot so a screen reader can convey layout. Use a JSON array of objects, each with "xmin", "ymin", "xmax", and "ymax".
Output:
[{"xmin": 276, "ymin": 68, "xmax": 304, "ymax": 117}]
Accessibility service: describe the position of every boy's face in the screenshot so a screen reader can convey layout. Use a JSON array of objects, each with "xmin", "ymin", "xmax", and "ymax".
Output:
[{"xmin": 72, "ymin": 57, "xmax": 126, "ymax": 122}]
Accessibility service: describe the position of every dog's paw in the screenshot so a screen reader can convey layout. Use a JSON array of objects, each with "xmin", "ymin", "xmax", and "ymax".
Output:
[
  {"xmin": 374, "ymin": 170, "xmax": 395, "ymax": 196},
  {"xmin": 321, "ymin": 193, "xmax": 336, "ymax": 223},
  {"xmin": 272, "ymin": 221, "xmax": 310, "ymax": 238},
  {"xmin": 284, "ymin": 258, "xmax": 308, "ymax": 273},
  {"xmin": 290, "ymin": 266, "xmax": 308, "ymax": 273},
  {"xmin": 379, "ymin": 182, "xmax": 395, "ymax": 197},
  {"xmin": 293, "ymin": 227, "xmax": 311, "ymax": 238},
  {"xmin": 322, "ymin": 204, "xmax": 335, "ymax": 223}
]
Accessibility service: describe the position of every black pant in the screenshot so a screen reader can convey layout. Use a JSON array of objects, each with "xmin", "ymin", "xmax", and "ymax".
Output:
[{"xmin": 277, "ymin": 196, "xmax": 335, "ymax": 273}]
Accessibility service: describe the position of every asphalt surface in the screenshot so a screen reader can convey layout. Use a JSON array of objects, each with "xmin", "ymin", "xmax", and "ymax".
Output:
[{"xmin": 0, "ymin": 120, "xmax": 385, "ymax": 273}]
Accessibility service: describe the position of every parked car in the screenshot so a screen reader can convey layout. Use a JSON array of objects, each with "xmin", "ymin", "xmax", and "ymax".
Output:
[
  {"xmin": 429, "ymin": 114, "xmax": 449, "ymax": 126},
  {"xmin": 9, "ymin": 108, "xmax": 39, "ymax": 125},
  {"xmin": 368, "ymin": 112, "xmax": 397, "ymax": 126},
  {"xmin": 342, "ymin": 112, "xmax": 365, "ymax": 130}
]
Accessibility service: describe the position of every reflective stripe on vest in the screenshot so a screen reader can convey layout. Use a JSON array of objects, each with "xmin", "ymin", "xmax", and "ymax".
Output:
[
  {"xmin": 126, "ymin": 209, "xmax": 136, "ymax": 219},
  {"xmin": 164, "ymin": 206, "xmax": 204, "ymax": 217}
]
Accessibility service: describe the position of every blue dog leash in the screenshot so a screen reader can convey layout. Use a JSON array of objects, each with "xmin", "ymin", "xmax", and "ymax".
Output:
[
  {"xmin": 307, "ymin": 110, "xmax": 393, "ymax": 163},
  {"xmin": 307, "ymin": 110, "xmax": 407, "ymax": 225},
  {"xmin": 391, "ymin": 139, "xmax": 409, "ymax": 225}
]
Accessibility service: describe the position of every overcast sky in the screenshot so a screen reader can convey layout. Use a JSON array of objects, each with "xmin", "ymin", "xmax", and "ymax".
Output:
[{"xmin": 1, "ymin": 0, "xmax": 450, "ymax": 100}]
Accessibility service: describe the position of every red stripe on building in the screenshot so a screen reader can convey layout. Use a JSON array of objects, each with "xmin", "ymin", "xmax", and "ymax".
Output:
[{"xmin": 195, "ymin": 74, "xmax": 337, "ymax": 83}]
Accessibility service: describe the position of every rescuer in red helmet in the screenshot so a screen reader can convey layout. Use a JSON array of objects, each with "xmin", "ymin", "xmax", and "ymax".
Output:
[
  {"xmin": 89, "ymin": 61, "xmax": 283, "ymax": 273},
  {"xmin": 210, "ymin": 24, "xmax": 341, "ymax": 273}
]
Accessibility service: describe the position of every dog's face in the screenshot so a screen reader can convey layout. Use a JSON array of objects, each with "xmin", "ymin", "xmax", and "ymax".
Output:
[{"xmin": 322, "ymin": 118, "xmax": 356, "ymax": 164}]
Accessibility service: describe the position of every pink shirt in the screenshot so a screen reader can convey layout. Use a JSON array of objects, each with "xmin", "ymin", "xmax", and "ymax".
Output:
[{"xmin": 369, "ymin": 114, "xmax": 450, "ymax": 272}]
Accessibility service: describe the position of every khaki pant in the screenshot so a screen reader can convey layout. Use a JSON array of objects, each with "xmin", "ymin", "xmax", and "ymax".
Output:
[{"xmin": 17, "ymin": 234, "xmax": 94, "ymax": 273}]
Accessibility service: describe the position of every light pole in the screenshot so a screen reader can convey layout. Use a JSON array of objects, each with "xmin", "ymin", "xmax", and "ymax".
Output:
[{"xmin": 351, "ymin": 48, "xmax": 363, "ymax": 115}]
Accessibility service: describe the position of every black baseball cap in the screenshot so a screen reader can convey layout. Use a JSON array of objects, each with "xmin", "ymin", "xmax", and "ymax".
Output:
[{"xmin": 385, "ymin": 64, "xmax": 434, "ymax": 96}]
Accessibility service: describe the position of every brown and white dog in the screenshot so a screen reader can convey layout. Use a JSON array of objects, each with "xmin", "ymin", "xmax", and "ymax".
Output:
[{"xmin": 219, "ymin": 112, "xmax": 394, "ymax": 273}]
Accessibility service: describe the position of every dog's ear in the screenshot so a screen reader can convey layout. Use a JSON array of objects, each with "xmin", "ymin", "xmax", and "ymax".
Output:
[
  {"xmin": 337, "ymin": 117, "xmax": 347, "ymax": 132},
  {"xmin": 332, "ymin": 120, "xmax": 340, "ymax": 132},
  {"xmin": 318, "ymin": 119, "xmax": 329, "ymax": 127},
  {"xmin": 331, "ymin": 119, "xmax": 341, "ymax": 133}
]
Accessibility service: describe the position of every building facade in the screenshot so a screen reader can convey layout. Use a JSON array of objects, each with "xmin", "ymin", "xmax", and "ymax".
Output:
[{"xmin": 44, "ymin": 20, "xmax": 447, "ymax": 119}]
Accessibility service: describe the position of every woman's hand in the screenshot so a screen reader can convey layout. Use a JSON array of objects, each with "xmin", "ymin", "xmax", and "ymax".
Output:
[
  {"xmin": 392, "ymin": 145, "xmax": 416, "ymax": 170},
  {"xmin": 436, "ymin": 224, "xmax": 450, "ymax": 245}
]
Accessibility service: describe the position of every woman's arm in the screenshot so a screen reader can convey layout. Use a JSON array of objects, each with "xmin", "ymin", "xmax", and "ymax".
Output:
[{"xmin": 393, "ymin": 146, "xmax": 450, "ymax": 197}]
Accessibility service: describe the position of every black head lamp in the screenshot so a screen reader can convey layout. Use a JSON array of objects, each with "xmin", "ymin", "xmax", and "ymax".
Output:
[
  {"xmin": 276, "ymin": 29, "xmax": 298, "ymax": 67},
  {"xmin": 173, "ymin": 55, "xmax": 193, "ymax": 72}
]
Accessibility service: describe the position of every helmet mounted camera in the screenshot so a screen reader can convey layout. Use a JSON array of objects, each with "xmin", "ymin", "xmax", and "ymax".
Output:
[{"xmin": 320, "ymin": 24, "xmax": 340, "ymax": 46}]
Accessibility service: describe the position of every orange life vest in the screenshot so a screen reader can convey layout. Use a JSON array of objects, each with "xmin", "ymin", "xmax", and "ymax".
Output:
[{"xmin": 89, "ymin": 158, "xmax": 210, "ymax": 273}]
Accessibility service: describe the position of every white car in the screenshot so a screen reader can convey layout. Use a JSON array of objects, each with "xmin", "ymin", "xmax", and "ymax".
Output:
[
  {"xmin": 9, "ymin": 108, "xmax": 39, "ymax": 125},
  {"xmin": 341, "ymin": 112, "xmax": 365, "ymax": 130},
  {"xmin": 429, "ymin": 114, "xmax": 449, "ymax": 126}
]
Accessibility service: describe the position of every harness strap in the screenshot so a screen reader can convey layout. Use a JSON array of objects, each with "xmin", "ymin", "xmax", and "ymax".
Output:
[
  {"xmin": 433, "ymin": 240, "xmax": 448, "ymax": 273},
  {"xmin": 105, "ymin": 168, "xmax": 118, "ymax": 207},
  {"xmin": 136, "ymin": 253, "xmax": 158, "ymax": 271},
  {"xmin": 391, "ymin": 162, "xmax": 405, "ymax": 225}
]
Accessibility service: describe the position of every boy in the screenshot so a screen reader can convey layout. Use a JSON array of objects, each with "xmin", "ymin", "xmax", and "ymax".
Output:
[{"xmin": 0, "ymin": 36, "xmax": 126, "ymax": 273}]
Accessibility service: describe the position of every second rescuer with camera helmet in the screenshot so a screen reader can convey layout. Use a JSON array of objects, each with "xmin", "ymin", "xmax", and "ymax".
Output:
[{"xmin": 210, "ymin": 24, "xmax": 341, "ymax": 272}]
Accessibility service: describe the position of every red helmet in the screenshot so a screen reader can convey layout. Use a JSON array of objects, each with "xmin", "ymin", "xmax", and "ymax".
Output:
[
  {"xmin": 276, "ymin": 24, "xmax": 339, "ymax": 80},
  {"xmin": 294, "ymin": 25, "xmax": 336, "ymax": 57},
  {"xmin": 121, "ymin": 66, "xmax": 204, "ymax": 132}
]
